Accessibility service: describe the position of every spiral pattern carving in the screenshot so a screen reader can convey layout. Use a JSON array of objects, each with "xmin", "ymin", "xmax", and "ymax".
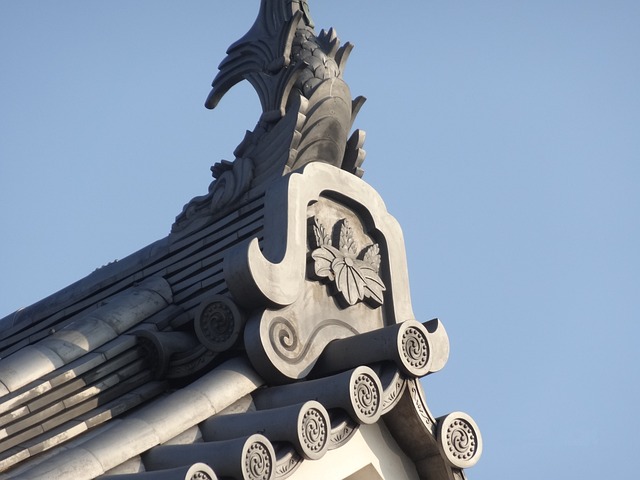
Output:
[
  {"xmin": 447, "ymin": 419, "xmax": 476, "ymax": 461},
  {"xmin": 269, "ymin": 317, "xmax": 299, "ymax": 360},
  {"xmin": 196, "ymin": 296, "xmax": 245, "ymax": 353},
  {"xmin": 401, "ymin": 326, "xmax": 430, "ymax": 374},
  {"xmin": 244, "ymin": 441, "xmax": 273, "ymax": 480},
  {"xmin": 190, "ymin": 472, "xmax": 213, "ymax": 480},
  {"xmin": 301, "ymin": 407, "xmax": 328, "ymax": 456},
  {"xmin": 438, "ymin": 412, "xmax": 482, "ymax": 468},
  {"xmin": 186, "ymin": 463, "xmax": 216, "ymax": 480},
  {"xmin": 352, "ymin": 373, "xmax": 380, "ymax": 421},
  {"xmin": 200, "ymin": 302, "xmax": 234, "ymax": 343}
]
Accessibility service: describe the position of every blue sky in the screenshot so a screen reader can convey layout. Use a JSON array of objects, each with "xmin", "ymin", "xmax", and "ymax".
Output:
[{"xmin": 1, "ymin": 1, "xmax": 639, "ymax": 478}]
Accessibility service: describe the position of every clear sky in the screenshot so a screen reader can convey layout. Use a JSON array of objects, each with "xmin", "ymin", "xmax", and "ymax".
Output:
[{"xmin": 1, "ymin": 1, "xmax": 639, "ymax": 478}]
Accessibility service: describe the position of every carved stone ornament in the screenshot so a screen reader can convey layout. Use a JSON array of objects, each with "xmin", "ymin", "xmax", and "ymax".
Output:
[
  {"xmin": 374, "ymin": 363, "xmax": 407, "ymax": 415},
  {"xmin": 299, "ymin": 403, "xmax": 331, "ymax": 460},
  {"xmin": 350, "ymin": 367, "xmax": 382, "ymax": 424},
  {"xmin": 311, "ymin": 217, "xmax": 385, "ymax": 307},
  {"xmin": 190, "ymin": 472, "xmax": 214, "ymax": 480},
  {"xmin": 201, "ymin": 400, "xmax": 330, "ymax": 462},
  {"xmin": 226, "ymin": 162, "xmax": 416, "ymax": 383},
  {"xmin": 328, "ymin": 412, "xmax": 359, "ymax": 450},
  {"xmin": 173, "ymin": 0, "xmax": 366, "ymax": 234},
  {"xmin": 243, "ymin": 438, "xmax": 274, "ymax": 480},
  {"xmin": 274, "ymin": 448, "xmax": 303, "ymax": 479},
  {"xmin": 187, "ymin": 463, "xmax": 217, "ymax": 480},
  {"xmin": 310, "ymin": 319, "xmax": 434, "ymax": 379},
  {"xmin": 194, "ymin": 295, "xmax": 246, "ymax": 352},
  {"xmin": 437, "ymin": 412, "xmax": 483, "ymax": 469},
  {"xmin": 408, "ymin": 378, "xmax": 437, "ymax": 434}
]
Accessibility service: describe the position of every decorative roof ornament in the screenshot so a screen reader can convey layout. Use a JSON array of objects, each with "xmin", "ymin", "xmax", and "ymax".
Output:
[
  {"xmin": 311, "ymin": 217, "xmax": 386, "ymax": 307},
  {"xmin": 0, "ymin": 3, "xmax": 483, "ymax": 478},
  {"xmin": 174, "ymin": 0, "xmax": 366, "ymax": 232}
]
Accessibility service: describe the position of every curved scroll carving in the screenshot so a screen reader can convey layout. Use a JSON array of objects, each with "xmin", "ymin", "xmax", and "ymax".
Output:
[
  {"xmin": 377, "ymin": 364, "xmax": 407, "ymax": 414},
  {"xmin": 205, "ymin": 1, "xmax": 360, "ymax": 174},
  {"xmin": 243, "ymin": 436, "xmax": 275, "ymax": 480},
  {"xmin": 299, "ymin": 403, "xmax": 330, "ymax": 460},
  {"xmin": 235, "ymin": 163, "xmax": 416, "ymax": 382},
  {"xmin": 268, "ymin": 316, "xmax": 359, "ymax": 364},
  {"xmin": 437, "ymin": 412, "xmax": 483, "ymax": 469},
  {"xmin": 274, "ymin": 448, "xmax": 303, "ymax": 479},
  {"xmin": 195, "ymin": 295, "xmax": 246, "ymax": 352},
  {"xmin": 176, "ymin": 1, "xmax": 368, "ymax": 233},
  {"xmin": 188, "ymin": 463, "xmax": 217, "ymax": 480},
  {"xmin": 400, "ymin": 324, "xmax": 431, "ymax": 375},
  {"xmin": 328, "ymin": 411, "xmax": 359, "ymax": 450},
  {"xmin": 351, "ymin": 368, "xmax": 382, "ymax": 424},
  {"xmin": 173, "ymin": 157, "xmax": 254, "ymax": 233}
]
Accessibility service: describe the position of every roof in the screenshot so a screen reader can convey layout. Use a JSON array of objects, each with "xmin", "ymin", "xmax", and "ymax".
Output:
[{"xmin": 0, "ymin": 2, "xmax": 482, "ymax": 479}]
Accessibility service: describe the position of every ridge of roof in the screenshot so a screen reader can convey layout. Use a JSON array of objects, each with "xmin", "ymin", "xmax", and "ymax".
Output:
[{"xmin": 0, "ymin": 2, "xmax": 483, "ymax": 479}]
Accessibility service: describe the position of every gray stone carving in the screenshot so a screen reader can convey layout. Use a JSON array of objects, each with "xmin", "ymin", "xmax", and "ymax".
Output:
[
  {"xmin": 202, "ymin": 401, "xmax": 330, "ymax": 461},
  {"xmin": 273, "ymin": 448, "xmax": 303, "ymax": 479},
  {"xmin": 310, "ymin": 217, "xmax": 385, "ymax": 307},
  {"xmin": 143, "ymin": 434, "xmax": 275, "ymax": 480},
  {"xmin": 422, "ymin": 318, "xmax": 451, "ymax": 374},
  {"xmin": 174, "ymin": 0, "xmax": 366, "ymax": 233},
  {"xmin": 100, "ymin": 462, "xmax": 217, "ymax": 480},
  {"xmin": 229, "ymin": 163, "xmax": 417, "ymax": 383},
  {"xmin": 0, "ymin": 1, "xmax": 484, "ymax": 477},
  {"xmin": 436, "ymin": 412, "xmax": 483, "ymax": 470},
  {"xmin": 378, "ymin": 366, "xmax": 407, "ymax": 414},
  {"xmin": 327, "ymin": 411, "xmax": 359, "ymax": 449},
  {"xmin": 310, "ymin": 319, "xmax": 433, "ymax": 378},
  {"xmin": 253, "ymin": 366, "xmax": 382, "ymax": 425},
  {"xmin": 204, "ymin": 0, "xmax": 359, "ymax": 170},
  {"xmin": 194, "ymin": 294, "xmax": 246, "ymax": 352}
]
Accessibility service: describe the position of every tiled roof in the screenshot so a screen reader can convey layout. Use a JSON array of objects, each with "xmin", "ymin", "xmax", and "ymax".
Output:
[
  {"xmin": 0, "ymin": 167, "xmax": 477, "ymax": 478},
  {"xmin": 0, "ymin": 2, "xmax": 483, "ymax": 478}
]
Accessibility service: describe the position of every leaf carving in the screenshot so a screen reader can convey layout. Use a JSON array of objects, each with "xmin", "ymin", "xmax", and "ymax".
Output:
[
  {"xmin": 311, "ymin": 245, "xmax": 340, "ymax": 281},
  {"xmin": 362, "ymin": 244, "xmax": 381, "ymax": 272},
  {"xmin": 358, "ymin": 263, "xmax": 386, "ymax": 306},
  {"xmin": 332, "ymin": 256, "xmax": 367, "ymax": 305},
  {"xmin": 339, "ymin": 220, "xmax": 358, "ymax": 255},
  {"xmin": 313, "ymin": 217, "xmax": 331, "ymax": 247},
  {"xmin": 310, "ymin": 217, "xmax": 386, "ymax": 308}
]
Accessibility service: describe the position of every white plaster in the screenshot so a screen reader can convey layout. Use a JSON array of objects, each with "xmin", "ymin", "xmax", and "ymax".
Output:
[{"xmin": 288, "ymin": 423, "xmax": 419, "ymax": 480}]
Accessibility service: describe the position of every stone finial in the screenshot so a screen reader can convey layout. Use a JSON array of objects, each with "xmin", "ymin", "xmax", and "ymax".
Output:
[{"xmin": 174, "ymin": 0, "xmax": 366, "ymax": 232}]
